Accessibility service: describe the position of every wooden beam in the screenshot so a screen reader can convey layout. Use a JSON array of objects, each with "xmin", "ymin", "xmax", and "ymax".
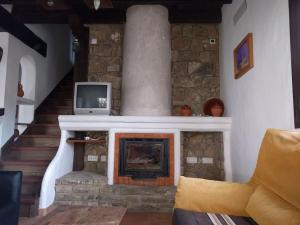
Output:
[
  {"xmin": 0, "ymin": 108, "xmax": 4, "ymax": 116},
  {"xmin": 63, "ymin": 0, "xmax": 90, "ymax": 17},
  {"xmin": 169, "ymin": 8, "xmax": 222, "ymax": 23},
  {"xmin": 289, "ymin": 0, "xmax": 300, "ymax": 128},
  {"xmin": 36, "ymin": 0, "xmax": 71, "ymax": 11},
  {"xmin": 0, "ymin": 6, "xmax": 47, "ymax": 57}
]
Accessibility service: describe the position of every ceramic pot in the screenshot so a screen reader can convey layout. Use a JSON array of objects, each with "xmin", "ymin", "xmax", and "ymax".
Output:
[
  {"xmin": 211, "ymin": 105, "xmax": 223, "ymax": 117},
  {"xmin": 180, "ymin": 105, "xmax": 192, "ymax": 116}
]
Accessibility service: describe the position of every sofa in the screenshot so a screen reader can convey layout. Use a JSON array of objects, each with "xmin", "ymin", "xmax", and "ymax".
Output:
[
  {"xmin": 0, "ymin": 171, "xmax": 22, "ymax": 225},
  {"xmin": 173, "ymin": 129, "xmax": 300, "ymax": 225}
]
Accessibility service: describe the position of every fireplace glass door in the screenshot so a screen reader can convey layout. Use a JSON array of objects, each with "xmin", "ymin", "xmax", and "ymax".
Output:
[{"xmin": 119, "ymin": 138, "xmax": 169, "ymax": 179}]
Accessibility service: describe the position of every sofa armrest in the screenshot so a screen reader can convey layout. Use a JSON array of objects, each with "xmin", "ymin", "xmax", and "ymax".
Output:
[{"xmin": 174, "ymin": 176, "xmax": 254, "ymax": 216}]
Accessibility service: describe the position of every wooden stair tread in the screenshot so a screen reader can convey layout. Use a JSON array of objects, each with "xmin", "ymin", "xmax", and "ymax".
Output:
[
  {"xmin": 10, "ymin": 146, "xmax": 58, "ymax": 151},
  {"xmin": 23, "ymin": 176, "xmax": 43, "ymax": 183},
  {"xmin": 30, "ymin": 124, "xmax": 59, "ymax": 127},
  {"xmin": 39, "ymin": 112, "xmax": 72, "ymax": 115},
  {"xmin": 0, "ymin": 159, "xmax": 51, "ymax": 166},
  {"xmin": 18, "ymin": 135, "xmax": 61, "ymax": 138},
  {"xmin": 21, "ymin": 195, "xmax": 38, "ymax": 204}
]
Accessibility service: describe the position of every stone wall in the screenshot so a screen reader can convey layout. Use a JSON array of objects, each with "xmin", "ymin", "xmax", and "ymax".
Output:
[
  {"xmin": 170, "ymin": 24, "xmax": 224, "ymax": 180},
  {"xmin": 88, "ymin": 25, "xmax": 123, "ymax": 115},
  {"xmin": 85, "ymin": 23, "xmax": 223, "ymax": 181},
  {"xmin": 171, "ymin": 24, "xmax": 219, "ymax": 115}
]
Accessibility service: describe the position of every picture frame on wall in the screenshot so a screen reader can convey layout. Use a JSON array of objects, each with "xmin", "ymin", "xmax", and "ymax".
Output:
[{"xmin": 234, "ymin": 33, "xmax": 254, "ymax": 79}]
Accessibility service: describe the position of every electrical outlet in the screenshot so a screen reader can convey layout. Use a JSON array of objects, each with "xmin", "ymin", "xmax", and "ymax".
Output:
[
  {"xmin": 202, "ymin": 157, "xmax": 214, "ymax": 164},
  {"xmin": 186, "ymin": 157, "xmax": 197, "ymax": 164},
  {"xmin": 209, "ymin": 38, "xmax": 216, "ymax": 45},
  {"xmin": 87, "ymin": 155, "xmax": 98, "ymax": 162},
  {"xmin": 100, "ymin": 155, "xmax": 107, "ymax": 162},
  {"xmin": 91, "ymin": 38, "xmax": 98, "ymax": 45}
]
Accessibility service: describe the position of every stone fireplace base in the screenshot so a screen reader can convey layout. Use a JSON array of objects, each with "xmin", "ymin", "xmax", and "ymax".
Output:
[{"xmin": 55, "ymin": 171, "xmax": 176, "ymax": 212}]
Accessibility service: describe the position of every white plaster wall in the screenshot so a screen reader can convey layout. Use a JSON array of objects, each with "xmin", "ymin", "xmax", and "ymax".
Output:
[
  {"xmin": 0, "ymin": 22, "xmax": 72, "ymax": 148},
  {"xmin": 0, "ymin": 33, "xmax": 9, "ymax": 108},
  {"xmin": 220, "ymin": 0, "xmax": 294, "ymax": 182},
  {"xmin": 27, "ymin": 24, "xmax": 73, "ymax": 106}
]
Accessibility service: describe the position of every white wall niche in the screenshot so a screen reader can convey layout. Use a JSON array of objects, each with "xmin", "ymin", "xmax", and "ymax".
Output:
[{"xmin": 17, "ymin": 55, "xmax": 37, "ymax": 134}]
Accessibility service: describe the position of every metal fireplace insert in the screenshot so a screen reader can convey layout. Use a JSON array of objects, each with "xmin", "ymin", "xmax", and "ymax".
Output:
[{"xmin": 119, "ymin": 138, "xmax": 169, "ymax": 179}]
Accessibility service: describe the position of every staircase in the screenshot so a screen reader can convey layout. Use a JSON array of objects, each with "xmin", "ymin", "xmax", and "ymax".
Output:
[{"xmin": 0, "ymin": 73, "xmax": 73, "ymax": 217}]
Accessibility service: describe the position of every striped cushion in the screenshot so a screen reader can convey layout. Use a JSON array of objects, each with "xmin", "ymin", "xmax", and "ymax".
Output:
[{"xmin": 173, "ymin": 209, "xmax": 258, "ymax": 225}]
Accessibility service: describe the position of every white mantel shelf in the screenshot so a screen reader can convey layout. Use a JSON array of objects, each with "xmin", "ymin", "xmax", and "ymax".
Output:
[
  {"xmin": 40, "ymin": 115, "xmax": 233, "ymax": 210},
  {"xmin": 58, "ymin": 115, "xmax": 232, "ymax": 132}
]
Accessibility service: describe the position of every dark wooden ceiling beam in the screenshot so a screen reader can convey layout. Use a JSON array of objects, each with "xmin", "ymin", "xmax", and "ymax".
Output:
[
  {"xmin": 169, "ymin": 8, "xmax": 222, "ymax": 23},
  {"xmin": 7, "ymin": 0, "xmax": 232, "ymax": 23},
  {"xmin": 63, "ymin": 0, "xmax": 90, "ymax": 17},
  {"xmin": 0, "ymin": 5, "xmax": 47, "ymax": 56}
]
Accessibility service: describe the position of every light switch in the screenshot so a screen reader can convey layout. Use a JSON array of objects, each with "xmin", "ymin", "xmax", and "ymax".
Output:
[
  {"xmin": 91, "ymin": 38, "xmax": 98, "ymax": 45},
  {"xmin": 100, "ymin": 155, "xmax": 107, "ymax": 162},
  {"xmin": 87, "ymin": 155, "xmax": 98, "ymax": 162},
  {"xmin": 186, "ymin": 157, "xmax": 197, "ymax": 164},
  {"xmin": 202, "ymin": 157, "xmax": 214, "ymax": 164}
]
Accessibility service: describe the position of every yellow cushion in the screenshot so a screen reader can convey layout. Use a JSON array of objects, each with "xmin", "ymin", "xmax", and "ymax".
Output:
[
  {"xmin": 250, "ymin": 129, "xmax": 300, "ymax": 210},
  {"xmin": 246, "ymin": 185, "xmax": 300, "ymax": 225},
  {"xmin": 174, "ymin": 176, "xmax": 254, "ymax": 216}
]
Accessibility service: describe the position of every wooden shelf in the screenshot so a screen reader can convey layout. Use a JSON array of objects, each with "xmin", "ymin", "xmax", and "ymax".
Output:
[
  {"xmin": 17, "ymin": 97, "xmax": 35, "ymax": 105},
  {"xmin": 67, "ymin": 138, "xmax": 105, "ymax": 144}
]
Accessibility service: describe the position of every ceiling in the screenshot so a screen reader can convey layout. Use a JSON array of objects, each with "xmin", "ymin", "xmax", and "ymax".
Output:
[{"xmin": 0, "ymin": 0, "xmax": 232, "ymax": 24}]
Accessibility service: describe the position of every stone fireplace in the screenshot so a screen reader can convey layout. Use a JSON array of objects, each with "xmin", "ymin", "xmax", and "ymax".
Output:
[
  {"xmin": 44, "ymin": 3, "xmax": 227, "ymax": 214},
  {"xmin": 114, "ymin": 133, "xmax": 174, "ymax": 186}
]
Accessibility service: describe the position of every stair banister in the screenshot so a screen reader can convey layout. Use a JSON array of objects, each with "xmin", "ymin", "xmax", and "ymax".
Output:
[{"xmin": 39, "ymin": 130, "xmax": 75, "ymax": 210}]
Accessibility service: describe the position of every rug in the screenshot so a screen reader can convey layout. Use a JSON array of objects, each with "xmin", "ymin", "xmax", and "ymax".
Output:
[{"xmin": 29, "ymin": 206, "xmax": 127, "ymax": 225}]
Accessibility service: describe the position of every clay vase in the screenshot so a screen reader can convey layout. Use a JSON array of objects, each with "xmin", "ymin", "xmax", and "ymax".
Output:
[
  {"xmin": 211, "ymin": 105, "xmax": 223, "ymax": 117},
  {"xmin": 17, "ymin": 81, "xmax": 24, "ymax": 97},
  {"xmin": 180, "ymin": 105, "xmax": 192, "ymax": 116}
]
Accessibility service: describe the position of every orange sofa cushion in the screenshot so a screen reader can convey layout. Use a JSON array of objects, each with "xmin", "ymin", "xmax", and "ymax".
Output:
[
  {"xmin": 250, "ymin": 129, "xmax": 300, "ymax": 210},
  {"xmin": 246, "ymin": 185, "xmax": 300, "ymax": 225}
]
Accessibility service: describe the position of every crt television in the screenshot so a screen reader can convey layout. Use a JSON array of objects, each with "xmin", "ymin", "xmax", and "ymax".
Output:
[{"xmin": 74, "ymin": 82, "xmax": 112, "ymax": 115}]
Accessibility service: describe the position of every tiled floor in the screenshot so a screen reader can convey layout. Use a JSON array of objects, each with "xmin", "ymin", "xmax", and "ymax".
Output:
[
  {"xmin": 120, "ymin": 212, "xmax": 172, "ymax": 225},
  {"xmin": 19, "ymin": 210, "xmax": 172, "ymax": 225}
]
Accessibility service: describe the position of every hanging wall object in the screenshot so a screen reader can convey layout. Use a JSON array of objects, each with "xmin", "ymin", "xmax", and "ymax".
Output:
[
  {"xmin": 234, "ymin": 33, "xmax": 254, "ymax": 79},
  {"xmin": 17, "ymin": 81, "xmax": 24, "ymax": 97}
]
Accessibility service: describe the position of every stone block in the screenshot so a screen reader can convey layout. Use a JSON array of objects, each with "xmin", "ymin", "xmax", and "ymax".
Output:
[
  {"xmin": 172, "ymin": 38, "xmax": 191, "ymax": 51},
  {"xmin": 107, "ymin": 64, "xmax": 120, "ymax": 72},
  {"xmin": 172, "ymin": 62, "xmax": 187, "ymax": 76},
  {"xmin": 171, "ymin": 24, "xmax": 182, "ymax": 38},
  {"xmin": 55, "ymin": 185, "xmax": 73, "ymax": 193},
  {"xmin": 182, "ymin": 24, "xmax": 193, "ymax": 37},
  {"xmin": 72, "ymin": 185, "xmax": 100, "ymax": 194},
  {"xmin": 172, "ymin": 50, "xmax": 200, "ymax": 62}
]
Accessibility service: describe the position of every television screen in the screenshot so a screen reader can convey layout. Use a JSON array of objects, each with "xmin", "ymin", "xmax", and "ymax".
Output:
[
  {"xmin": 74, "ymin": 82, "xmax": 112, "ymax": 115},
  {"xmin": 76, "ymin": 85, "xmax": 108, "ymax": 109}
]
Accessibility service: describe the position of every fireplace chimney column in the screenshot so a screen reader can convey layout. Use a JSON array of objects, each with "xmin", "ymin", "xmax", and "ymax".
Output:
[{"xmin": 121, "ymin": 5, "xmax": 172, "ymax": 116}]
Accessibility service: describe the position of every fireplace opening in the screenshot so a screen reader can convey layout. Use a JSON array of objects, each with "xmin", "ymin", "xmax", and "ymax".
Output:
[{"xmin": 119, "ymin": 138, "xmax": 169, "ymax": 179}]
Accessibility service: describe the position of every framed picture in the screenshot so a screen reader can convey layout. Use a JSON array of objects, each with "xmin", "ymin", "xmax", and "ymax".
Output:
[{"xmin": 234, "ymin": 33, "xmax": 254, "ymax": 79}]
